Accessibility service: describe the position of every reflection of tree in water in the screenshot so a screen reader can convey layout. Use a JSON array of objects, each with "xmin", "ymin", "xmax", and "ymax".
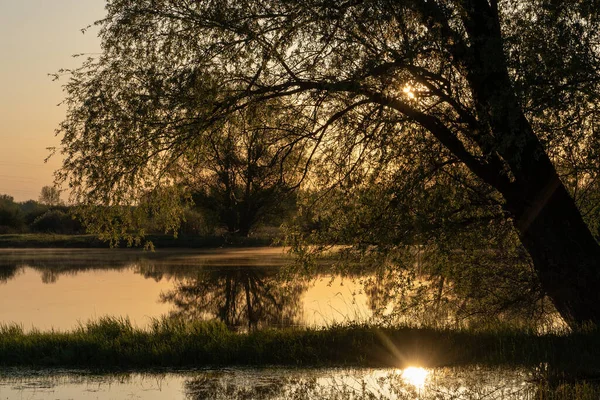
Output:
[
  {"xmin": 161, "ymin": 266, "xmax": 306, "ymax": 330},
  {"xmin": 362, "ymin": 249, "xmax": 547, "ymax": 328},
  {"xmin": 0, "ymin": 251, "xmax": 140, "ymax": 284},
  {"xmin": 184, "ymin": 373, "xmax": 289, "ymax": 400},
  {"xmin": 183, "ymin": 367, "xmax": 563, "ymax": 400},
  {"xmin": 0, "ymin": 252, "xmax": 208, "ymax": 284},
  {"xmin": 0, "ymin": 264, "xmax": 19, "ymax": 283}
]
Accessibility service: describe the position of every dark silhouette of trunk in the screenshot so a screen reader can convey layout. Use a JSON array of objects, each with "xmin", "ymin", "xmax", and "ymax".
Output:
[
  {"xmin": 222, "ymin": 203, "xmax": 255, "ymax": 237},
  {"xmin": 486, "ymin": 80, "xmax": 600, "ymax": 328},
  {"xmin": 221, "ymin": 277, "xmax": 233, "ymax": 326},
  {"xmin": 428, "ymin": 1, "xmax": 600, "ymax": 327},
  {"xmin": 509, "ymin": 179, "xmax": 600, "ymax": 327}
]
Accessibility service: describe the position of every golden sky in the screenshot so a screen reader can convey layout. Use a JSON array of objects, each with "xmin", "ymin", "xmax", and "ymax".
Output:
[{"xmin": 0, "ymin": 0, "xmax": 104, "ymax": 201}]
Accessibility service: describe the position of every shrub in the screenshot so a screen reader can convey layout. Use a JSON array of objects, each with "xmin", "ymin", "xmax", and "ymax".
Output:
[{"xmin": 31, "ymin": 210, "xmax": 83, "ymax": 234}]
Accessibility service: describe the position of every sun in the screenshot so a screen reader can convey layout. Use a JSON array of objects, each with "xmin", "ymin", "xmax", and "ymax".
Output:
[
  {"xmin": 402, "ymin": 84, "xmax": 416, "ymax": 99},
  {"xmin": 401, "ymin": 366, "xmax": 429, "ymax": 388}
]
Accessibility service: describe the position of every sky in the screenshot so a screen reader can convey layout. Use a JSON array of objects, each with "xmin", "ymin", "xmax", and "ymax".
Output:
[{"xmin": 0, "ymin": 0, "xmax": 105, "ymax": 201}]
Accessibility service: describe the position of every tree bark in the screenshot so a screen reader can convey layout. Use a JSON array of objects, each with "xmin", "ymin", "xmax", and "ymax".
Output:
[
  {"xmin": 505, "ymin": 169, "xmax": 600, "ymax": 327},
  {"xmin": 455, "ymin": 0, "xmax": 600, "ymax": 327}
]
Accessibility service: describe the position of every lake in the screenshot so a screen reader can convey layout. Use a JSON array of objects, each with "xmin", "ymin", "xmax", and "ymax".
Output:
[
  {"xmin": 0, "ymin": 366, "xmax": 537, "ymax": 399},
  {"xmin": 0, "ymin": 248, "xmax": 375, "ymax": 331},
  {"xmin": 0, "ymin": 248, "xmax": 574, "ymax": 399}
]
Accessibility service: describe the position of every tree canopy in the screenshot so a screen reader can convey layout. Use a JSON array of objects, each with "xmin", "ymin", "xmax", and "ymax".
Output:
[
  {"xmin": 187, "ymin": 104, "xmax": 302, "ymax": 236},
  {"xmin": 56, "ymin": 0, "xmax": 600, "ymax": 327},
  {"xmin": 39, "ymin": 185, "xmax": 63, "ymax": 206}
]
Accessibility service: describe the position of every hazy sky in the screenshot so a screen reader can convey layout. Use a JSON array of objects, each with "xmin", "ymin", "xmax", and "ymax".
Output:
[{"xmin": 0, "ymin": 0, "xmax": 105, "ymax": 201}]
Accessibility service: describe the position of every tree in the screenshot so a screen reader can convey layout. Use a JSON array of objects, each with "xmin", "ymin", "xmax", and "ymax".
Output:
[
  {"xmin": 187, "ymin": 106, "xmax": 301, "ymax": 236},
  {"xmin": 30, "ymin": 209, "xmax": 84, "ymax": 234},
  {"xmin": 19, "ymin": 200, "xmax": 49, "ymax": 226},
  {"xmin": 0, "ymin": 195, "xmax": 25, "ymax": 233},
  {"xmin": 56, "ymin": 1, "xmax": 600, "ymax": 327},
  {"xmin": 38, "ymin": 186, "xmax": 62, "ymax": 207}
]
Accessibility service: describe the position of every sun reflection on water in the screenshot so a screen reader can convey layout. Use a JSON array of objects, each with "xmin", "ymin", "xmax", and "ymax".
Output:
[{"xmin": 401, "ymin": 366, "xmax": 429, "ymax": 389}]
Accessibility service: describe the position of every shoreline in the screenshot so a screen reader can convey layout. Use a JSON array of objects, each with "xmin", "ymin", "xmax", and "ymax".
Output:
[{"xmin": 0, "ymin": 233, "xmax": 276, "ymax": 249}]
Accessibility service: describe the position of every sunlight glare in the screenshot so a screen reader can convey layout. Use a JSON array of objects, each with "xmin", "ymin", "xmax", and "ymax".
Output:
[
  {"xmin": 401, "ymin": 367, "xmax": 429, "ymax": 388},
  {"xmin": 402, "ymin": 85, "xmax": 415, "ymax": 99}
]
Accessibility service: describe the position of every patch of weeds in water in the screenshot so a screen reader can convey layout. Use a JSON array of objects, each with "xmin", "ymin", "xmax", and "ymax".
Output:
[{"xmin": 530, "ymin": 380, "xmax": 600, "ymax": 400}]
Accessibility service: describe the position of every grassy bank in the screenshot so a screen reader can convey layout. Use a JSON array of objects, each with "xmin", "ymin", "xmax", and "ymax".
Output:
[
  {"xmin": 0, "ymin": 233, "xmax": 274, "ymax": 248},
  {"xmin": 1, "ymin": 318, "xmax": 599, "ymax": 374}
]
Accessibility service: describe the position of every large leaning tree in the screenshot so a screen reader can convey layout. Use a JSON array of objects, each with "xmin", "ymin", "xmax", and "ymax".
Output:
[{"xmin": 55, "ymin": 0, "xmax": 600, "ymax": 327}]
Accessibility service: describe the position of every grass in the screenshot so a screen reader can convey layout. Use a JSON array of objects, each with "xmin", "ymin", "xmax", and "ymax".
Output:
[
  {"xmin": 1, "ymin": 317, "xmax": 600, "ymax": 374},
  {"xmin": 2, "ymin": 318, "xmax": 600, "ymax": 399},
  {"xmin": 0, "ymin": 233, "xmax": 274, "ymax": 248}
]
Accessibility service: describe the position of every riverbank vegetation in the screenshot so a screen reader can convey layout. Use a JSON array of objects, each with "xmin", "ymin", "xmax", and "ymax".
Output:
[
  {"xmin": 0, "ymin": 317, "xmax": 598, "ymax": 375},
  {"xmin": 0, "ymin": 233, "xmax": 276, "ymax": 248},
  {"xmin": 0, "ymin": 188, "xmax": 291, "ymax": 243}
]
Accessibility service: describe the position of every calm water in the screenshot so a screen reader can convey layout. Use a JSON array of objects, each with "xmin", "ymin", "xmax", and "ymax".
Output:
[
  {"xmin": 0, "ymin": 248, "xmax": 570, "ymax": 399},
  {"xmin": 0, "ymin": 248, "xmax": 373, "ymax": 331},
  {"xmin": 0, "ymin": 366, "xmax": 536, "ymax": 399}
]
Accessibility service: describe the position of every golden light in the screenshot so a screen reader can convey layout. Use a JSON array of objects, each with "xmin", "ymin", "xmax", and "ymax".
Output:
[
  {"xmin": 401, "ymin": 366, "xmax": 429, "ymax": 388},
  {"xmin": 402, "ymin": 84, "xmax": 415, "ymax": 99}
]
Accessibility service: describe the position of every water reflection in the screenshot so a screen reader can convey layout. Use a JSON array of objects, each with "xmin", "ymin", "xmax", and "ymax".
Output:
[
  {"xmin": 0, "ymin": 265, "xmax": 18, "ymax": 283},
  {"xmin": 1, "ymin": 366, "xmax": 583, "ymax": 399},
  {"xmin": 160, "ymin": 266, "xmax": 306, "ymax": 330},
  {"xmin": 0, "ymin": 249, "xmax": 368, "ymax": 330},
  {"xmin": 185, "ymin": 370, "xmax": 290, "ymax": 400},
  {"xmin": 0, "ymin": 248, "xmax": 553, "ymax": 331}
]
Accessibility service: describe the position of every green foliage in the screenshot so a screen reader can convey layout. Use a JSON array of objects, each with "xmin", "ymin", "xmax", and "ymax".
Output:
[
  {"xmin": 53, "ymin": 0, "xmax": 600, "ymax": 325},
  {"xmin": 53, "ymin": 1, "xmax": 600, "ymax": 238},
  {"xmin": 19, "ymin": 200, "xmax": 49, "ymax": 225},
  {"xmin": 0, "ymin": 196, "xmax": 86, "ymax": 235},
  {"xmin": 177, "ymin": 208, "xmax": 217, "ymax": 236},
  {"xmin": 30, "ymin": 209, "xmax": 84, "ymax": 234},
  {"xmin": 0, "ymin": 195, "xmax": 25, "ymax": 233}
]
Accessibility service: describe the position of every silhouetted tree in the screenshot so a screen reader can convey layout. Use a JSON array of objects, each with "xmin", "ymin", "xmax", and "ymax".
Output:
[
  {"xmin": 38, "ymin": 186, "xmax": 62, "ymax": 206},
  {"xmin": 186, "ymin": 106, "xmax": 300, "ymax": 236},
  {"xmin": 19, "ymin": 200, "xmax": 49, "ymax": 226},
  {"xmin": 30, "ymin": 209, "xmax": 84, "ymax": 234},
  {"xmin": 0, "ymin": 195, "xmax": 25, "ymax": 233},
  {"xmin": 55, "ymin": 1, "xmax": 600, "ymax": 327}
]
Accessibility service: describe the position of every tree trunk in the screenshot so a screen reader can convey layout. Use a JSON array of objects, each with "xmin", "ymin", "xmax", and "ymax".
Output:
[
  {"xmin": 455, "ymin": 0, "xmax": 600, "ymax": 328},
  {"xmin": 506, "ymin": 174, "xmax": 600, "ymax": 328}
]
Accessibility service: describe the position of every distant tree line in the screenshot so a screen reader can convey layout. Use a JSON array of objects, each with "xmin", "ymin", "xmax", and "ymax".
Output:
[
  {"xmin": 0, "ymin": 186, "xmax": 85, "ymax": 234},
  {"xmin": 0, "ymin": 193, "xmax": 83, "ymax": 235},
  {"xmin": 0, "ymin": 184, "xmax": 298, "ymax": 238}
]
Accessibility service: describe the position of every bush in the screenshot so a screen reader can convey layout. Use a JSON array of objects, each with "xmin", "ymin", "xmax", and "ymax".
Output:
[
  {"xmin": 179, "ymin": 208, "xmax": 217, "ymax": 236},
  {"xmin": 19, "ymin": 200, "xmax": 49, "ymax": 226},
  {"xmin": 31, "ymin": 210, "xmax": 83, "ymax": 234},
  {"xmin": 0, "ymin": 195, "xmax": 25, "ymax": 233}
]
